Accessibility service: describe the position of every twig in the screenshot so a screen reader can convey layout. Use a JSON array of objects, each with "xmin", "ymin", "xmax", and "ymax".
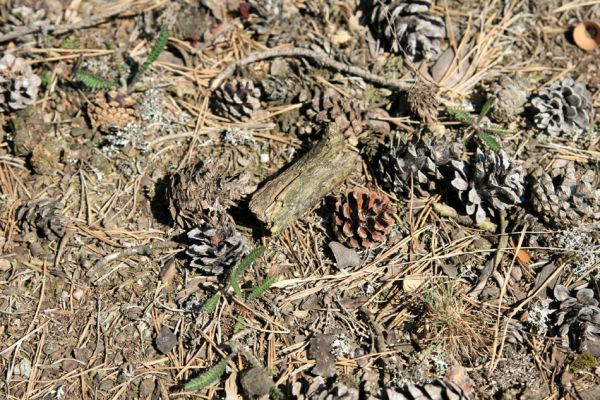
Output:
[
  {"xmin": 0, "ymin": 3, "xmax": 136, "ymax": 43},
  {"xmin": 210, "ymin": 47, "xmax": 412, "ymax": 92},
  {"xmin": 88, "ymin": 240, "xmax": 182, "ymax": 281}
]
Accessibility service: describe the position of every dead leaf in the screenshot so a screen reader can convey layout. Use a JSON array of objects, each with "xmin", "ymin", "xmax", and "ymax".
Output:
[
  {"xmin": 403, "ymin": 275, "xmax": 427, "ymax": 292},
  {"xmin": 159, "ymin": 258, "xmax": 177, "ymax": 285},
  {"xmin": 329, "ymin": 241, "xmax": 361, "ymax": 269},
  {"xmin": 309, "ymin": 334, "xmax": 336, "ymax": 378}
]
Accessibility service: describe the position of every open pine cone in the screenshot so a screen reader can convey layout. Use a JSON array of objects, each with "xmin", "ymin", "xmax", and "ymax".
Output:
[
  {"xmin": 407, "ymin": 82, "xmax": 439, "ymax": 126},
  {"xmin": 531, "ymin": 160, "xmax": 599, "ymax": 228},
  {"xmin": 366, "ymin": 0, "xmax": 446, "ymax": 61},
  {"xmin": 530, "ymin": 77, "xmax": 594, "ymax": 139},
  {"xmin": 185, "ymin": 220, "xmax": 247, "ymax": 276},
  {"xmin": 0, "ymin": 53, "xmax": 41, "ymax": 112},
  {"xmin": 308, "ymin": 88, "xmax": 366, "ymax": 137},
  {"xmin": 87, "ymin": 89, "xmax": 139, "ymax": 133},
  {"xmin": 17, "ymin": 198, "xmax": 66, "ymax": 241},
  {"xmin": 212, "ymin": 78, "xmax": 261, "ymax": 121},
  {"xmin": 291, "ymin": 376, "xmax": 359, "ymax": 400},
  {"xmin": 552, "ymin": 285, "xmax": 600, "ymax": 357},
  {"xmin": 488, "ymin": 76, "xmax": 528, "ymax": 124},
  {"xmin": 450, "ymin": 149, "xmax": 524, "ymax": 223},
  {"xmin": 386, "ymin": 379, "xmax": 470, "ymax": 400},
  {"xmin": 377, "ymin": 134, "xmax": 463, "ymax": 197},
  {"xmin": 333, "ymin": 189, "xmax": 396, "ymax": 248}
]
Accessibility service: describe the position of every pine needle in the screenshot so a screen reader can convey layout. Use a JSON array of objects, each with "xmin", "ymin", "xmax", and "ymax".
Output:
[{"xmin": 183, "ymin": 358, "xmax": 228, "ymax": 391}]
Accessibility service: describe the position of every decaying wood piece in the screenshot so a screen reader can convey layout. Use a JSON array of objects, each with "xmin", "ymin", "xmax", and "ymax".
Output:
[{"xmin": 250, "ymin": 126, "xmax": 358, "ymax": 235}]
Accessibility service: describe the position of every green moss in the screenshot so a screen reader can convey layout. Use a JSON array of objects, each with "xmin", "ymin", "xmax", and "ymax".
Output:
[{"xmin": 570, "ymin": 352, "xmax": 597, "ymax": 372}]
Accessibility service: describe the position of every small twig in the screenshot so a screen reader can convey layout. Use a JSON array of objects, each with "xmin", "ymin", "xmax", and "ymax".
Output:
[
  {"xmin": 210, "ymin": 47, "xmax": 412, "ymax": 92},
  {"xmin": 0, "ymin": 3, "xmax": 136, "ymax": 43},
  {"xmin": 88, "ymin": 240, "xmax": 182, "ymax": 281}
]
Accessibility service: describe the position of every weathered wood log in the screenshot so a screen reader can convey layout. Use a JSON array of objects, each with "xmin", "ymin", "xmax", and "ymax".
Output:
[{"xmin": 249, "ymin": 126, "xmax": 359, "ymax": 235}]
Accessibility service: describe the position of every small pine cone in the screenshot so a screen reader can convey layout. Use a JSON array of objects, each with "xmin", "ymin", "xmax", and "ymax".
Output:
[
  {"xmin": 407, "ymin": 82, "xmax": 439, "ymax": 126},
  {"xmin": 17, "ymin": 198, "xmax": 66, "ymax": 241},
  {"xmin": 291, "ymin": 377, "xmax": 359, "ymax": 400},
  {"xmin": 450, "ymin": 149, "xmax": 524, "ymax": 223},
  {"xmin": 308, "ymin": 88, "xmax": 365, "ymax": 137},
  {"xmin": 530, "ymin": 77, "xmax": 594, "ymax": 139},
  {"xmin": 333, "ymin": 189, "xmax": 396, "ymax": 248},
  {"xmin": 166, "ymin": 161, "xmax": 239, "ymax": 229},
  {"xmin": 377, "ymin": 133, "xmax": 463, "ymax": 197},
  {"xmin": 212, "ymin": 78, "xmax": 261, "ymax": 121},
  {"xmin": 531, "ymin": 160, "xmax": 599, "ymax": 228},
  {"xmin": 386, "ymin": 379, "xmax": 470, "ymax": 400},
  {"xmin": 367, "ymin": 0, "xmax": 446, "ymax": 61},
  {"xmin": 552, "ymin": 285, "xmax": 600, "ymax": 357},
  {"xmin": 488, "ymin": 76, "xmax": 528, "ymax": 124},
  {"xmin": 0, "ymin": 53, "xmax": 41, "ymax": 112},
  {"xmin": 185, "ymin": 221, "xmax": 247, "ymax": 276},
  {"xmin": 9, "ymin": 108, "xmax": 49, "ymax": 156},
  {"xmin": 87, "ymin": 89, "xmax": 139, "ymax": 133}
]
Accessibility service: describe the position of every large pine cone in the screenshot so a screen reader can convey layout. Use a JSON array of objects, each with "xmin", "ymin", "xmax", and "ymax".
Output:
[
  {"xmin": 333, "ymin": 189, "xmax": 396, "ymax": 248},
  {"xmin": 531, "ymin": 160, "xmax": 599, "ymax": 228},
  {"xmin": 552, "ymin": 285, "xmax": 600, "ymax": 357},
  {"xmin": 0, "ymin": 53, "xmax": 41, "ymax": 112},
  {"xmin": 376, "ymin": 133, "xmax": 463, "ymax": 197},
  {"xmin": 530, "ymin": 77, "xmax": 594, "ymax": 139},
  {"xmin": 366, "ymin": 0, "xmax": 446, "ymax": 61},
  {"xmin": 87, "ymin": 89, "xmax": 139, "ymax": 133},
  {"xmin": 212, "ymin": 78, "xmax": 261, "ymax": 121},
  {"xmin": 386, "ymin": 379, "xmax": 470, "ymax": 400},
  {"xmin": 185, "ymin": 220, "xmax": 246, "ymax": 276},
  {"xmin": 308, "ymin": 88, "xmax": 366, "ymax": 137},
  {"xmin": 450, "ymin": 149, "xmax": 524, "ymax": 223},
  {"xmin": 17, "ymin": 198, "xmax": 66, "ymax": 241}
]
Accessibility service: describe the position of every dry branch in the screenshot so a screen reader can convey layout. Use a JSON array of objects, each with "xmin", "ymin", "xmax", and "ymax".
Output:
[
  {"xmin": 250, "ymin": 125, "xmax": 359, "ymax": 235},
  {"xmin": 210, "ymin": 47, "xmax": 412, "ymax": 92}
]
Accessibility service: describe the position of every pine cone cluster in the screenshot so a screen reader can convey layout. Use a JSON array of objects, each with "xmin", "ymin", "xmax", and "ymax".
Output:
[
  {"xmin": 552, "ymin": 285, "xmax": 600, "ymax": 357},
  {"xmin": 531, "ymin": 160, "xmax": 599, "ymax": 228},
  {"xmin": 530, "ymin": 78, "xmax": 594, "ymax": 139},
  {"xmin": 366, "ymin": 0, "xmax": 446, "ymax": 61},
  {"xmin": 87, "ymin": 89, "xmax": 139, "ymax": 133},
  {"xmin": 0, "ymin": 53, "xmax": 41, "ymax": 112},
  {"xmin": 166, "ymin": 161, "xmax": 240, "ymax": 229},
  {"xmin": 386, "ymin": 379, "xmax": 470, "ymax": 400},
  {"xmin": 17, "ymin": 198, "xmax": 67, "ymax": 241},
  {"xmin": 376, "ymin": 134, "xmax": 463, "ymax": 197},
  {"xmin": 185, "ymin": 220, "xmax": 246, "ymax": 276},
  {"xmin": 309, "ymin": 88, "xmax": 366, "ymax": 137},
  {"xmin": 450, "ymin": 149, "xmax": 524, "ymax": 223},
  {"xmin": 488, "ymin": 76, "xmax": 528, "ymax": 124},
  {"xmin": 212, "ymin": 78, "xmax": 261, "ymax": 121},
  {"xmin": 333, "ymin": 189, "xmax": 396, "ymax": 248}
]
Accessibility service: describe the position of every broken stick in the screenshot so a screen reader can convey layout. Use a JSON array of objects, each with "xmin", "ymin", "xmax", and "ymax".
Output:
[{"xmin": 249, "ymin": 125, "xmax": 359, "ymax": 235}]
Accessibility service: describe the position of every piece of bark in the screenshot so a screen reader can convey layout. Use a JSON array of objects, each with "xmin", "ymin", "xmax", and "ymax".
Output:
[{"xmin": 250, "ymin": 126, "xmax": 358, "ymax": 234}]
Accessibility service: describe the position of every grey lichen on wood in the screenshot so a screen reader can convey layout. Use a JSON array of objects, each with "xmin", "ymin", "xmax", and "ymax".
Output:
[{"xmin": 249, "ymin": 125, "xmax": 359, "ymax": 235}]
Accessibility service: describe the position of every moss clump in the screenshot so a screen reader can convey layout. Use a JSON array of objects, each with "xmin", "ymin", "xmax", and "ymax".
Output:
[{"xmin": 569, "ymin": 352, "xmax": 597, "ymax": 372}]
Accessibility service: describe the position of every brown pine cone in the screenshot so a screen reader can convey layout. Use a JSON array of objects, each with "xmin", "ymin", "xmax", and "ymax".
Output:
[
  {"xmin": 87, "ymin": 89, "xmax": 139, "ymax": 133},
  {"xmin": 407, "ymin": 81, "xmax": 439, "ymax": 126},
  {"xmin": 333, "ymin": 189, "xmax": 396, "ymax": 248},
  {"xmin": 309, "ymin": 88, "xmax": 365, "ymax": 137}
]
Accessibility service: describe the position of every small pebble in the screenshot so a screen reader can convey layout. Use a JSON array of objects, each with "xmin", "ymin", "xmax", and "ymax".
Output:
[{"xmin": 155, "ymin": 326, "xmax": 177, "ymax": 355}]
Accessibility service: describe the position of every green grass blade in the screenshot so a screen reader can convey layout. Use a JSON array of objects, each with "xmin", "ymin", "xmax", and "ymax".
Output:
[
  {"xmin": 76, "ymin": 70, "xmax": 115, "ymax": 90},
  {"xmin": 233, "ymin": 315, "xmax": 245, "ymax": 333},
  {"xmin": 251, "ymin": 275, "xmax": 277, "ymax": 299},
  {"xmin": 480, "ymin": 131, "xmax": 501, "ymax": 152},
  {"xmin": 201, "ymin": 293, "xmax": 221, "ymax": 313},
  {"xmin": 130, "ymin": 24, "xmax": 169, "ymax": 87},
  {"xmin": 183, "ymin": 358, "xmax": 227, "ymax": 391},
  {"xmin": 478, "ymin": 96, "xmax": 496, "ymax": 122},
  {"xmin": 230, "ymin": 246, "xmax": 267, "ymax": 298},
  {"xmin": 446, "ymin": 107, "xmax": 473, "ymax": 124},
  {"xmin": 482, "ymin": 124, "xmax": 513, "ymax": 136}
]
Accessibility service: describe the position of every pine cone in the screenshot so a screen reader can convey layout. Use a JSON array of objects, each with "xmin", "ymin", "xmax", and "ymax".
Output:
[
  {"xmin": 308, "ymin": 88, "xmax": 365, "ymax": 137},
  {"xmin": 291, "ymin": 377, "xmax": 359, "ymax": 400},
  {"xmin": 530, "ymin": 78, "xmax": 594, "ymax": 139},
  {"xmin": 407, "ymin": 82, "xmax": 439, "ymax": 126},
  {"xmin": 185, "ymin": 221, "xmax": 246, "ymax": 276},
  {"xmin": 385, "ymin": 379, "xmax": 470, "ymax": 400},
  {"xmin": 87, "ymin": 89, "xmax": 139, "ymax": 133},
  {"xmin": 488, "ymin": 76, "xmax": 528, "ymax": 123},
  {"xmin": 367, "ymin": 0, "xmax": 446, "ymax": 61},
  {"xmin": 333, "ymin": 189, "xmax": 396, "ymax": 248},
  {"xmin": 17, "ymin": 198, "xmax": 66, "ymax": 241},
  {"xmin": 0, "ymin": 53, "xmax": 41, "ymax": 112},
  {"xmin": 376, "ymin": 134, "xmax": 463, "ymax": 197},
  {"xmin": 552, "ymin": 285, "xmax": 600, "ymax": 357},
  {"xmin": 531, "ymin": 160, "xmax": 599, "ymax": 228},
  {"xmin": 166, "ymin": 161, "xmax": 240, "ymax": 229},
  {"xmin": 450, "ymin": 149, "xmax": 524, "ymax": 223},
  {"xmin": 212, "ymin": 78, "xmax": 261, "ymax": 121}
]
